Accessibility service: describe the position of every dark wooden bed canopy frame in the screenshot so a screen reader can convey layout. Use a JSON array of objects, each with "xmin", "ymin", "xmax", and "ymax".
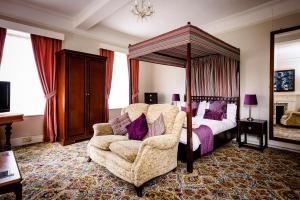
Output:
[{"xmin": 128, "ymin": 22, "xmax": 240, "ymax": 173}]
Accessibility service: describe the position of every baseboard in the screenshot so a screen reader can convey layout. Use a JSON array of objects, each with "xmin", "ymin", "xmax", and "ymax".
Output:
[
  {"xmin": 1, "ymin": 135, "xmax": 43, "ymax": 147},
  {"xmin": 233, "ymin": 138, "xmax": 300, "ymax": 153}
]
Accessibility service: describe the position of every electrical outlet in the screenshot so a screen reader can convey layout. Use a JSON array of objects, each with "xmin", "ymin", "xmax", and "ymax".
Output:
[{"xmin": 22, "ymin": 137, "xmax": 32, "ymax": 143}]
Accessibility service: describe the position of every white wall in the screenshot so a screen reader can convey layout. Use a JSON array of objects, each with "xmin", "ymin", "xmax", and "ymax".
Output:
[
  {"xmin": 139, "ymin": 63, "xmax": 185, "ymax": 103},
  {"xmin": 216, "ymin": 12, "xmax": 300, "ymax": 151}
]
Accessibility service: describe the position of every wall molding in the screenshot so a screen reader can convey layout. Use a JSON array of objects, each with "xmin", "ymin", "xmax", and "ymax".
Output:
[
  {"xmin": 203, "ymin": 0, "xmax": 300, "ymax": 35},
  {"xmin": 1, "ymin": 135, "xmax": 43, "ymax": 147},
  {"xmin": 0, "ymin": 18, "xmax": 64, "ymax": 40}
]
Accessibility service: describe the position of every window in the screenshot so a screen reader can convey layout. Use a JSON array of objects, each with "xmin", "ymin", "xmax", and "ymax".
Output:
[
  {"xmin": 0, "ymin": 30, "xmax": 45, "ymax": 115},
  {"xmin": 109, "ymin": 52, "xmax": 129, "ymax": 109}
]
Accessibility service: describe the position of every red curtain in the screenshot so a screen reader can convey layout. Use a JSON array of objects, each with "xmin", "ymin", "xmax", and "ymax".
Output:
[
  {"xmin": 0, "ymin": 27, "xmax": 6, "ymax": 65},
  {"xmin": 128, "ymin": 58, "xmax": 139, "ymax": 104},
  {"xmin": 100, "ymin": 48, "xmax": 114, "ymax": 122},
  {"xmin": 31, "ymin": 34, "xmax": 62, "ymax": 142}
]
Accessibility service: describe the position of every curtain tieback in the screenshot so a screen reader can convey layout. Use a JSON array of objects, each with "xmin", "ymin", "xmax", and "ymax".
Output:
[{"xmin": 45, "ymin": 91, "xmax": 56, "ymax": 99}]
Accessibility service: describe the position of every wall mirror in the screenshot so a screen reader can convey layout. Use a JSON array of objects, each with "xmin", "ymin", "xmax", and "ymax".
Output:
[{"xmin": 270, "ymin": 25, "xmax": 300, "ymax": 144}]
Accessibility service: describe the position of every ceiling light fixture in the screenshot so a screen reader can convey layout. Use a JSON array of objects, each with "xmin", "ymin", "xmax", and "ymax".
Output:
[{"xmin": 131, "ymin": 0, "xmax": 154, "ymax": 19}]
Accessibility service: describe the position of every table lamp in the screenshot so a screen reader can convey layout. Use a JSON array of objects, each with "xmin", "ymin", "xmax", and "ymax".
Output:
[
  {"xmin": 172, "ymin": 94, "xmax": 180, "ymax": 106},
  {"xmin": 244, "ymin": 94, "xmax": 257, "ymax": 121}
]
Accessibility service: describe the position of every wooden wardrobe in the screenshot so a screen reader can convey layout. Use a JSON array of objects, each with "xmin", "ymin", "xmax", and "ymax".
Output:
[{"xmin": 56, "ymin": 49, "xmax": 106, "ymax": 145}]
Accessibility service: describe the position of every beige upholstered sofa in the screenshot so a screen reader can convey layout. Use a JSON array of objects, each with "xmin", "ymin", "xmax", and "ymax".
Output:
[
  {"xmin": 281, "ymin": 111, "xmax": 300, "ymax": 127},
  {"xmin": 87, "ymin": 103, "xmax": 186, "ymax": 196}
]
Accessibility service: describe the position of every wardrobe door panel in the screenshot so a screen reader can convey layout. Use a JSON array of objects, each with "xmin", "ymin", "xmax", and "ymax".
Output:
[
  {"xmin": 67, "ymin": 54, "xmax": 86, "ymax": 137},
  {"xmin": 87, "ymin": 58, "xmax": 106, "ymax": 135}
]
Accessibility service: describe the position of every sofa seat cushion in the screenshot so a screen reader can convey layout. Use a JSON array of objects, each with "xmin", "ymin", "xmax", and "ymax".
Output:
[
  {"xmin": 109, "ymin": 140, "xmax": 142, "ymax": 163},
  {"xmin": 90, "ymin": 135, "xmax": 128, "ymax": 150}
]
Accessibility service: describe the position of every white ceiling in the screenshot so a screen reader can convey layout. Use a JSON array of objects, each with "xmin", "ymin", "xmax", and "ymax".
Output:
[
  {"xmin": 0, "ymin": 0, "xmax": 300, "ymax": 47},
  {"xmin": 21, "ymin": 0, "xmax": 97, "ymax": 18},
  {"xmin": 100, "ymin": 0, "xmax": 271, "ymax": 38}
]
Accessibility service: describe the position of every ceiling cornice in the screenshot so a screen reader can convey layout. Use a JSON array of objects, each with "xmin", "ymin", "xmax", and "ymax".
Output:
[{"xmin": 202, "ymin": 0, "xmax": 300, "ymax": 35}]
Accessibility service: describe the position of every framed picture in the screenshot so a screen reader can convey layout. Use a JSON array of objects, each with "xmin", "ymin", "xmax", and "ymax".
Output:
[{"xmin": 274, "ymin": 69, "xmax": 295, "ymax": 92}]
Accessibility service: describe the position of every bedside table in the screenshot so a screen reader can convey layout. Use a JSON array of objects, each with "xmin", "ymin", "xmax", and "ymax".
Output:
[{"xmin": 238, "ymin": 119, "xmax": 268, "ymax": 152}]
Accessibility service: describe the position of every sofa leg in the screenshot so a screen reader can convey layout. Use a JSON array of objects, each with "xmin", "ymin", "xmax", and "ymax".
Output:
[
  {"xmin": 135, "ymin": 186, "xmax": 143, "ymax": 197},
  {"xmin": 87, "ymin": 156, "xmax": 91, "ymax": 162}
]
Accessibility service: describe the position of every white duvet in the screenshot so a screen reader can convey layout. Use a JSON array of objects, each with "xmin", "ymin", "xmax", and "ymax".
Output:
[{"xmin": 180, "ymin": 115, "xmax": 237, "ymax": 151}]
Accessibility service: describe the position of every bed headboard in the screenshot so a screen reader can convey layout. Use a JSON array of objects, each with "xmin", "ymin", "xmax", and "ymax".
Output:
[{"xmin": 191, "ymin": 96, "xmax": 240, "ymax": 121}]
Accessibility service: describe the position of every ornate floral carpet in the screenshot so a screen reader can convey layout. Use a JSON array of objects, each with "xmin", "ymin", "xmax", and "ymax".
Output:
[{"xmin": 0, "ymin": 141, "xmax": 299, "ymax": 200}]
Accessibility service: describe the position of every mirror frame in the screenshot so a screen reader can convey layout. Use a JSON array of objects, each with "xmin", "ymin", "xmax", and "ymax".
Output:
[{"xmin": 269, "ymin": 25, "xmax": 300, "ymax": 144}]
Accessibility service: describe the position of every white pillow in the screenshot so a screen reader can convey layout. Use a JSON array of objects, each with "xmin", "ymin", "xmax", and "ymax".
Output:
[
  {"xmin": 227, "ymin": 103, "xmax": 237, "ymax": 122},
  {"xmin": 196, "ymin": 101, "xmax": 207, "ymax": 118}
]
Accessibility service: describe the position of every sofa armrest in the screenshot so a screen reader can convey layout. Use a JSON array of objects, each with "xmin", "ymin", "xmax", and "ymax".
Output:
[
  {"xmin": 131, "ymin": 134, "xmax": 179, "ymax": 187},
  {"xmin": 93, "ymin": 123, "xmax": 113, "ymax": 136},
  {"xmin": 141, "ymin": 134, "xmax": 178, "ymax": 150}
]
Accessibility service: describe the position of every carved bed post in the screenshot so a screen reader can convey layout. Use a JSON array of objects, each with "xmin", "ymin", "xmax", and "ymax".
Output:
[
  {"xmin": 186, "ymin": 35, "xmax": 193, "ymax": 173},
  {"xmin": 128, "ymin": 44, "xmax": 132, "ymax": 104}
]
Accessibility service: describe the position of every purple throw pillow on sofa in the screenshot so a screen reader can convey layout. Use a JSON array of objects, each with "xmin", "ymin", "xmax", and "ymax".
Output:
[
  {"xmin": 126, "ymin": 113, "xmax": 148, "ymax": 140},
  {"xmin": 209, "ymin": 101, "xmax": 227, "ymax": 118},
  {"xmin": 109, "ymin": 112, "xmax": 131, "ymax": 135},
  {"xmin": 203, "ymin": 109, "xmax": 224, "ymax": 121}
]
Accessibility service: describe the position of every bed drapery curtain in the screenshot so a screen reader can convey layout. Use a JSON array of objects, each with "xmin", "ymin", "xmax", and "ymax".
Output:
[
  {"xmin": 0, "ymin": 27, "xmax": 6, "ymax": 66},
  {"xmin": 31, "ymin": 34, "xmax": 62, "ymax": 142},
  {"xmin": 100, "ymin": 48, "xmax": 114, "ymax": 122},
  {"xmin": 128, "ymin": 58, "xmax": 139, "ymax": 104},
  {"xmin": 191, "ymin": 55, "xmax": 239, "ymax": 97}
]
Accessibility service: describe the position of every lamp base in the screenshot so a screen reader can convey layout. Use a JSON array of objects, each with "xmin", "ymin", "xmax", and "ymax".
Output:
[{"xmin": 247, "ymin": 117, "xmax": 254, "ymax": 121}]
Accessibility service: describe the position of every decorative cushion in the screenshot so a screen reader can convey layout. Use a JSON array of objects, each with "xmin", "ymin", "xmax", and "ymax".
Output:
[
  {"xmin": 126, "ymin": 113, "xmax": 148, "ymax": 140},
  {"xmin": 227, "ymin": 103, "xmax": 237, "ymax": 122},
  {"xmin": 209, "ymin": 101, "xmax": 227, "ymax": 118},
  {"xmin": 203, "ymin": 109, "xmax": 224, "ymax": 121},
  {"xmin": 90, "ymin": 135, "xmax": 128, "ymax": 150},
  {"xmin": 109, "ymin": 140, "xmax": 142, "ymax": 163},
  {"xmin": 197, "ymin": 101, "xmax": 207, "ymax": 118},
  {"xmin": 147, "ymin": 104, "xmax": 178, "ymax": 134},
  {"xmin": 109, "ymin": 113, "xmax": 131, "ymax": 135},
  {"xmin": 148, "ymin": 114, "xmax": 165, "ymax": 137}
]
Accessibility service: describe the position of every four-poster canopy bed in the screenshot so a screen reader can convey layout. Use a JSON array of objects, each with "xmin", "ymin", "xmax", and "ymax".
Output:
[{"xmin": 128, "ymin": 22, "xmax": 240, "ymax": 172}]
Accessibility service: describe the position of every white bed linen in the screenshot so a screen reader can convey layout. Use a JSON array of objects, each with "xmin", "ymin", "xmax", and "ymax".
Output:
[{"xmin": 180, "ymin": 116, "xmax": 237, "ymax": 151}]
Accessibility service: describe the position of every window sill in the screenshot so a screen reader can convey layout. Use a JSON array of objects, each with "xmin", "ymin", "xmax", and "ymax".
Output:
[{"xmin": 23, "ymin": 114, "xmax": 44, "ymax": 117}]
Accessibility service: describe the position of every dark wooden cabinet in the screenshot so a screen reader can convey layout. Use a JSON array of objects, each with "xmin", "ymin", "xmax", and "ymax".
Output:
[
  {"xmin": 144, "ymin": 93, "xmax": 158, "ymax": 104},
  {"xmin": 238, "ymin": 119, "xmax": 268, "ymax": 152},
  {"xmin": 57, "ymin": 49, "xmax": 106, "ymax": 145}
]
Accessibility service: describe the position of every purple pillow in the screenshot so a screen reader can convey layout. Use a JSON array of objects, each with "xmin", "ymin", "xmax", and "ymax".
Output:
[
  {"xmin": 181, "ymin": 106, "xmax": 198, "ymax": 117},
  {"xmin": 109, "ymin": 113, "xmax": 131, "ymax": 135},
  {"xmin": 203, "ymin": 109, "xmax": 224, "ymax": 121},
  {"xmin": 126, "ymin": 113, "xmax": 148, "ymax": 140},
  {"xmin": 209, "ymin": 101, "xmax": 227, "ymax": 118}
]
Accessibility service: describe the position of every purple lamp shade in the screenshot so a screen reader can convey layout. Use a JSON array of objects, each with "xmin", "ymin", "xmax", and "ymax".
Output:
[
  {"xmin": 244, "ymin": 94, "xmax": 258, "ymax": 105},
  {"xmin": 172, "ymin": 94, "xmax": 180, "ymax": 101}
]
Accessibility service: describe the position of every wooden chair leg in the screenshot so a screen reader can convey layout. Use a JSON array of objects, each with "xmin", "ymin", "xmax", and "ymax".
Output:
[
  {"xmin": 87, "ymin": 157, "xmax": 91, "ymax": 162},
  {"xmin": 135, "ymin": 186, "xmax": 143, "ymax": 197}
]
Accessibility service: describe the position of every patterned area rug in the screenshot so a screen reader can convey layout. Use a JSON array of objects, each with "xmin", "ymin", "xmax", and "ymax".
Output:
[{"xmin": 0, "ymin": 141, "xmax": 299, "ymax": 200}]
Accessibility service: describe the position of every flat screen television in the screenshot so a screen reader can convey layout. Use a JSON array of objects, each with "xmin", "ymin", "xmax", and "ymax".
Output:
[{"xmin": 0, "ymin": 81, "xmax": 10, "ymax": 113}]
